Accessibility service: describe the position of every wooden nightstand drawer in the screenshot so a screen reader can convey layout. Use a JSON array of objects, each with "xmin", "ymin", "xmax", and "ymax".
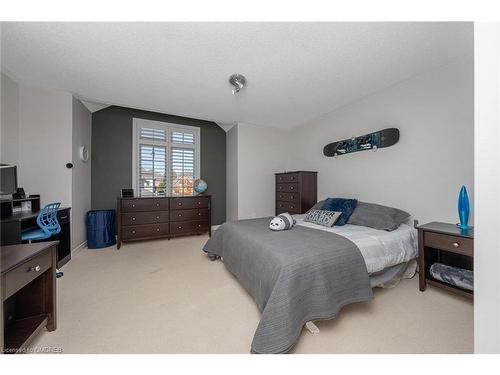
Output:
[
  {"xmin": 4, "ymin": 250, "xmax": 51, "ymax": 299},
  {"xmin": 424, "ymin": 232, "xmax": 473, "ymax": 256}
]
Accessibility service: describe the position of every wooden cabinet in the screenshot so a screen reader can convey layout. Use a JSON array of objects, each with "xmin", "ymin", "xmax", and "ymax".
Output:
[
  {"xmin": 275, "ymin": 171, "xmax": 317, "ymax": 215},
  {"xmin": 117, "ymin": 196, "xmax": 211, "ymax": 249}
]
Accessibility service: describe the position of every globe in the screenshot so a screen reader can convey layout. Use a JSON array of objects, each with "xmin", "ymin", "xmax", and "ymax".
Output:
[{"xmin": 193, "ymin": 179, "xmax": 208, "ymax": 194}]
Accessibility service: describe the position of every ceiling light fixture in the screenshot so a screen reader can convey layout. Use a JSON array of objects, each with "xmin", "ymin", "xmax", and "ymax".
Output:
[{"xmin": 229, "ymin": 74, "xmax": 247, "ymax": 95}]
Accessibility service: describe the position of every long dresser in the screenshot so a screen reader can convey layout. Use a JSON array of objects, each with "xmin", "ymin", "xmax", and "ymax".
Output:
[
  {"xmin": 275, "ymin": 171, "xmax": 318, "ymax": 215},
  {"xmin": 117, "ymin": 195, "xmax": 211, "ymax": 249}
]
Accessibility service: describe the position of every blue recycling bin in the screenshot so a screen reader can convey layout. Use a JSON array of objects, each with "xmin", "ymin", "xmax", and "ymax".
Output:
[{"xmin": 86, "ymin": 210, "xmax": 116, "ymax": 249}]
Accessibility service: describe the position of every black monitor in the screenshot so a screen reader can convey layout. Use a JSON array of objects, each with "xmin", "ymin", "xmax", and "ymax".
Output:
[{"xmin": 0, "ymin": 164, "xmax": 18, "ymax": 195}]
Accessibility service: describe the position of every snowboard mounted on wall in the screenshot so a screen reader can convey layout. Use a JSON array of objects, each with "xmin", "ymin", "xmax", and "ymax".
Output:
[{"xmin": 323, "ymin": 127, "xmax": 399, "ymax": 157}]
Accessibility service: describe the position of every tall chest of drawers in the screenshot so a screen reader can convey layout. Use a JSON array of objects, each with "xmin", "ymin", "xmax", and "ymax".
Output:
[
  {"xmin": 117, "ymin": 195, "xmax": 211, "ymax": 249},
  {"xmin": 275, "ymin": 171, "xmax": 318, "ymax": 215}
]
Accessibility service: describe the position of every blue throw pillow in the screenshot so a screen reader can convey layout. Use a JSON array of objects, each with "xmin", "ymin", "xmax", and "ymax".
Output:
[{"xmin": 321, "ymin": 198, "xmax": 358, "ymax": 226}]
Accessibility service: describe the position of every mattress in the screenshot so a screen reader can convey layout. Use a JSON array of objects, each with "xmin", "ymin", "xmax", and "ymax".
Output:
[{"xmin": 294, "ymin": 214, "xmax": 418, "ymax": 274}]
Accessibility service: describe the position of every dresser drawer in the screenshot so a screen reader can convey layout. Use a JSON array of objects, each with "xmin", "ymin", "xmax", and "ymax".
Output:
[
  {"xmin": 170, "ymin": 220, "xmax": 209, "ymax": 235},
  {"xmin": 121, "ymin": 198, "xmax": 168, "ymax": 212},
  {"xmin": 276, "ymin": 183, "xmax": 299, "ymax": 193},
  {"xmin": 121, "ymin": 223, "xmax": 169, "ymax": 240},
  {"xmin": 5, "ymin": 249, "xmax": 52, "ymax": 299},
  {"xmin": 192, "ymin": 220, "xmax": 209, "ymax": 232},
  {"xmin": 424, "ymin": 232, "xmax": 473, "ymax": 256},
  {"xmin": 170, "ymin": 209, "xmax": 209, "ymax": 222},
  {"xmin": 276, "ymin": 192, "xmax": 300, "ymax": 203},
  {"xmin": 121, "ymin": 211, "xmax": 169, "ymax": 226},
  {"xmin": 170, "ymin": 197, "xmax": 209, "ymax": 210},
  {"xmin": 276, "ymin": 201, "xmax": 301, "ymax": 214},
  {"xmin": 276, "ymin": 173, "xmax": 300, "ymax": 184}
]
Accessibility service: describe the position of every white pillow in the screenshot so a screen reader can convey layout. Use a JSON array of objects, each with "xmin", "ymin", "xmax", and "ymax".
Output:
[{"xmin": 304, "ymin": 209, "xmax": 342, "ymax": 227}]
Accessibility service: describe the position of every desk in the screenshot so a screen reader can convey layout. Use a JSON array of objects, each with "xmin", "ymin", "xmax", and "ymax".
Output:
[
  {"xmin": 0, "ymin": 208, "xmax": 71, "ymax": 268},
  {"xmin": 1, "ymin": 242, "xmax": 58, "ymax": 354}
]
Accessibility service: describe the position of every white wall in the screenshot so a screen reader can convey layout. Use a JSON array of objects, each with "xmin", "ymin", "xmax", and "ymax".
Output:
[
  {"xmin": 18, "ymin": 82, "xmax": 73, "ymax": 207},
  {"xmin": 474, "ymin": 23, "xmax": 500, "ymax": 354},
  {"xmin": 1, "ymin": 72, "xmax": 92, "ymax": 251},
  {"xmin": 237, "ymin": 123, "xmax": 290, "ymax": 219},
  {"xmin": 227, "ymin": 123, "xmax": 290, "ymax": 220},
  {"xmin": 72, "ymin": 97, "xmax": 92, "ymax": 249},
  {"xmin": 1, "ymin": 72, "xmax": 19, "ymax": 165},
  {"xmin": 289, "ymin": 58, "xmax": 474, "ymax": 225}
]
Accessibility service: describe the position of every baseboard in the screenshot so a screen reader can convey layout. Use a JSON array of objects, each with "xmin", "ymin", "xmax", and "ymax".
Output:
[
  {"xmin": 72, "ymin": 241, "xmax": 87, "ymax": 257},
  {"xmin": 211, "ymin": 225, "xmax": 221, "ymax": 232}
]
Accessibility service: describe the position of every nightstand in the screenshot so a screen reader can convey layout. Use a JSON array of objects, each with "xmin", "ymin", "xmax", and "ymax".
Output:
[{"xmin": 417, "ymin": 222, "xmax": 474, "ymax": 299}]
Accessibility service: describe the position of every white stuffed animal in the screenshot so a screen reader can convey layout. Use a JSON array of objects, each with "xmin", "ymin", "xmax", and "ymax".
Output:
[{"xmin": 269, "ymin": 212, "xmax": 296, "ymax": 231}]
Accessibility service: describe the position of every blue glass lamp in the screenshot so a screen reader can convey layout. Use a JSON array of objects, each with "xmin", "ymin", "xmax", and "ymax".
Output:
[{"xmin": 457, "ymin": 185, "xmax": 470, "ymax": 230}]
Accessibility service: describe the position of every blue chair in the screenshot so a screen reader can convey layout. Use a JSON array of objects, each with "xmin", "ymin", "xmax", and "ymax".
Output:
[{"xmin": 21, "ymin": 202, "xmax": 61, "ymax": 243}]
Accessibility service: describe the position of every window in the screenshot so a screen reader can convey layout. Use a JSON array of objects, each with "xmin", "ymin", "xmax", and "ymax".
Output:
[{"xmin": 132, "ymin": 119, "xmax": 200, "ymax": 197}]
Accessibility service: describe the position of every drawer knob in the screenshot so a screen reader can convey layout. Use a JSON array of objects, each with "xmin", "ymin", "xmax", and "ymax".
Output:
[
  {"xmin": 178, "ymin": 203, "xmax": 182, "ymax": 206},
  {"xmin": 178, "ymin": 214, "xmax": 182, "ymax": 217},
  {"xmin": 178, "ymin": 226, "xmax": 182, "ymax": 229},
  {"xmin": 156, "ymin": 216, "xmax": 160, "ymax": 219},
  {"xmin": 29, "ymin": 265, "xmax": 41, "ymax": 272},
  {"xmin": 156, "ymin": 228, "xmax": 160, "ymax": 232},
  {"xmin": 132, "ymin": 204, "xmax": 135, "ymax": 207},
  {"xmin": 198, "ymin": 224, "xmax": 201, "ymax": 227},
  {"xmin": 291, "ymin": 205, "xmax": 295, "ymax": 209},
  {"xmin": 198, "ymin": 213, "xmax": 201, "ymax": 216},
  {"xmin": 132, "ymin": 217, "xmax": 136, "ymax": 221},
  {"xmin": 132, "ymin": 230, "xmax": 136, "ymax": 234},
  {"xmin": 198, "ymin": 202, "xmax": 201, "ymax": 205},
  {"xmin": 156, "ymin": 203, "xmax": 160, "ymax": 207},
  {"xmin": 290, "ymin": 186, "xmax": 294, "ymax": 190},
  {"xmin": 453, "ymin": 242, "xmax": 460, "ymax": 248}
]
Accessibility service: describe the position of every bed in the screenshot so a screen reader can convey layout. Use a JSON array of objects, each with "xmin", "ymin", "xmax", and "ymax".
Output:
[
  {"xmin": 294, "ymin": 214, "xmax": 418, "ymax": 286},
  {"xmin": 203, "ymin": 213, "xmax": 417, "ymax": 354}
]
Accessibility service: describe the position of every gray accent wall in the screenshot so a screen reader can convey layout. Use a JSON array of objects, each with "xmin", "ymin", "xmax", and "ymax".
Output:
[
  {"xmin": 72, "ymin": 98, "xmax": 92, "ymax": 249},
  {"xmin": 91, "ymin": 106, "xmax": 226, "ymax": 225}
]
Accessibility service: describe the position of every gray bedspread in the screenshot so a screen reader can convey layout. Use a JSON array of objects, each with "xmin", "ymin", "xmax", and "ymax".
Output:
[{"xmin": 203, "ymin": 218, "xmax": 373, "ymax": 354}]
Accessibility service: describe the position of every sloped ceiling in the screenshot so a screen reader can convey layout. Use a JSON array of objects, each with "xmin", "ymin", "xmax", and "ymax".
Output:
[
  {"xmin": 79, "ymin": 100, "xmax": 110, "ymax": 113},
  {"xmin": 1, "ymin": 22, "xmax": 473, "ymax": 129}
]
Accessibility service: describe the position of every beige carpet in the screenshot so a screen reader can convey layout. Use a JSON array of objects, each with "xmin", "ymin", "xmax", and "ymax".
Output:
[{"xmin": 31, "ymin": 235, "xmax": 473, "ymax": 353}]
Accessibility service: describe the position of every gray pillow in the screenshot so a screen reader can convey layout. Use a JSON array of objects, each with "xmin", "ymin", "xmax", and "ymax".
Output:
[
  {"xmin": 347, "ymin": 201, "xmax": 410, "ymax": 231},
  {"xmin": 310, "ymin": 199, "xmax": 326, "ymax": 211},
  {"xmin": 304, "ymin": 209, "xmax": 342, "ymax": 227}
]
